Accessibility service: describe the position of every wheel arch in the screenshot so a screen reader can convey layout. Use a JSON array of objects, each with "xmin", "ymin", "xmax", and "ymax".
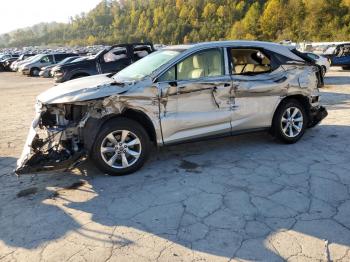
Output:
[
  {"xmin": 271, "ymin": 95, "xmax": 311, "ymax": 132},
  {"xmin": 83, "ymin": 109, "xmax": 158, "ymax": 154}
]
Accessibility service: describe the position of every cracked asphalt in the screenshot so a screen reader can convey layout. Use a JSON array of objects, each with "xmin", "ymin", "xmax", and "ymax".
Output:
[{"xmin": 0, "ymin": 70, "xmax": 350, "ymax": 261}]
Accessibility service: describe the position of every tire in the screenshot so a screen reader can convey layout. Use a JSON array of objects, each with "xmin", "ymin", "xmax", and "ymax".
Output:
[
  {"xmin": 272, "ymin": 99, "xmax": 307, "ymax": 144},
  {"xmin": 91, "ymin": 118, "xmax": 150, "ymax": 176},
  {"xmin": 30, "ymin": 68, "xmax": 40, "ymax": 77}
]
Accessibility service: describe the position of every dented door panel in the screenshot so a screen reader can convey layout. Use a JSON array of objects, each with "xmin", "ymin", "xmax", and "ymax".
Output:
[
  {"xmin": 159, "ymin": 76, "xmax": 232, "ymax": 144},
  {"xmin": 230, "ymin": 68, "xmax": 288, "ymax": 130}
]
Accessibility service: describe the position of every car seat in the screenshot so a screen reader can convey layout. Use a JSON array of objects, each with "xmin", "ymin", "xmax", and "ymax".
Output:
[{"xmin": 190, "ymin": 55, "xmax": 205, "ymax": 78}]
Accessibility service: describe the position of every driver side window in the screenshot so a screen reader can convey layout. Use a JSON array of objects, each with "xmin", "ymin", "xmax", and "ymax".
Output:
[
  {"xmin": 158, "ymin": 49, "xmax": 224, "ymax": 82},
  {"xmin": 40, "ymin": 55, "xmax": 53, "ymax": 63}
]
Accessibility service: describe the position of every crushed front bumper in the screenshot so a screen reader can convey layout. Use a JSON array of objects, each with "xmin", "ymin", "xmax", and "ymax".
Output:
[
  {"xmin": 308, "ymin": 106, "xmax": 328, "ymax": 128},
  {"xmin": 15, "ymin": 103, "xmax": 87, "ymax": 175}
]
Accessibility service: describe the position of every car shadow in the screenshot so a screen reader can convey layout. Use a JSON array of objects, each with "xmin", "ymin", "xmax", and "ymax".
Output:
[{"xmin": 1, "ymin": 124, "xmax": 350, "ymax": 260}]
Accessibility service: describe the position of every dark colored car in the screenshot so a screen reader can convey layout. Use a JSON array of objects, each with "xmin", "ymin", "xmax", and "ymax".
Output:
[
  {"xmin": 323, "ymin": 43, "xmax": 350, "ymax": 70},
  {"xmin": 39, "ymin": 56, "xmax": 80, "ymax": 78},
  {"xmin": 0, "ymin": 54, "xmax": 19, "ymax": 71},
  {"xmin": 53, "ymin": 43, "xmax": 155, "ymax": 83}
]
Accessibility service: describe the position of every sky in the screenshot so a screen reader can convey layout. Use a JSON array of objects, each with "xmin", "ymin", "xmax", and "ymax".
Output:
[{"xmin": 0, "ymin": 0, "xmax": 102, "ymax": 34}]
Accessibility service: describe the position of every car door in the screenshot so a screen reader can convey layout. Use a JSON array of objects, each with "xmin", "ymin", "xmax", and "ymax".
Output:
[
  {"xmin": 99, "ymin": 47, "xmax": 131, "ymax": 74},
  {"xmin": 228, "ymin": 47, "xmax": 287, "ymax": 131},
  {"xmin": 157, "ymin": 48, "xmax": 233, "ymax": 144}
]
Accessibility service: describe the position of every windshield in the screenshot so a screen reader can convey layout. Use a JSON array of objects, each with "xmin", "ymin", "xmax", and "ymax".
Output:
[
  {"xmin": 24, "ymin": 54, "xmax": 40, "ymax": 62},
  {"xmin": 72, "ymin": 57, "xmax": 87, "ymax": 62},
  {"xmin": 58, "ymin": 56, "xmax": 78, "ymax": 65},
  {"xmin": 30, "ymin": 54, "xmax": 45, "ymax": 63},
  {"xmin": 113, "ymin": 49, "xmax": 183, "ymax": 81},
  {"xmin": 0, "ymin": 55, "xmax": 9, "ymax": 60}
]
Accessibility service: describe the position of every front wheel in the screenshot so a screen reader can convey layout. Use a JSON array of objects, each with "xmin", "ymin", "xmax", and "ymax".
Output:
[
  {"xmin": 30, "ymin": 68, "xmax": 40, "ymax": 76},
  {"xmin": 272, "ymin": 99, "xmax": 307, "ymax": 144},
  {"xmin": 92, "ymin": 118, "xmax": 150, "ymax": 176}
]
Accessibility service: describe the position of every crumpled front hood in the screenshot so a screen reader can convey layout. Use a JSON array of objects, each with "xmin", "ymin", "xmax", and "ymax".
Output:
[{"xmin": 38, "ymin": 74, "xmax": 130, "ymax": 104}]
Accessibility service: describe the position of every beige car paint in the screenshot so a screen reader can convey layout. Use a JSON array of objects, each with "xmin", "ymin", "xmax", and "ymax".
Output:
[{"xmin": 16, "ymin": 41, "xmax": 324, "ymax": 174}]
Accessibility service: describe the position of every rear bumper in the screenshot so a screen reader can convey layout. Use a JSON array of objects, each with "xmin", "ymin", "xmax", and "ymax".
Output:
[{"xmin": 308, "ymin": 106, "xmax": 328, "ymax": 128}]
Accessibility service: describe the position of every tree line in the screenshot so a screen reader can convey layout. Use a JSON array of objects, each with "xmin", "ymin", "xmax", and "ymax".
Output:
[{"xmin": 1, "ymin": 0, "xmax": 350, "ymax": 48}]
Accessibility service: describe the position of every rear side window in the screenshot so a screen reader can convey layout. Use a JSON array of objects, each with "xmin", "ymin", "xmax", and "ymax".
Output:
[{"xmin": 230, "ymin": 48, "xmax": 271, "ymax": 75}]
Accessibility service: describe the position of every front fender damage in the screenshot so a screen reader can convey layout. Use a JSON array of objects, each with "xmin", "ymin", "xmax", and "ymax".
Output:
[{"xmin": 15, "ymin": 93, "xmax": 153, "ymax": 175}]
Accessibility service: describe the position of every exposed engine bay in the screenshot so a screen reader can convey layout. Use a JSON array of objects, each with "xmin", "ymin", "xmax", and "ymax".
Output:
[{"xmin": 16, "ymin": 103, "xmax": 87, "ymax": 174}]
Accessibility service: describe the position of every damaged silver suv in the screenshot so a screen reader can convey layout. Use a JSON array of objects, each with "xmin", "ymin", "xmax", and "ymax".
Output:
[{"xmin": 16, "ymin": 41, "xmax": 327, "ymax": 176}]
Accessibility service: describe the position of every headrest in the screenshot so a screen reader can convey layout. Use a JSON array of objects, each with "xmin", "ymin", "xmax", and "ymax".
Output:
[{"xmin": 193, "ymin": 55, "xmax": 203, "ymax": 68}]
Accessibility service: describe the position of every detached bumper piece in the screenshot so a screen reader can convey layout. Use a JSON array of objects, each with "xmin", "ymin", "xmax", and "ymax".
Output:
[
  {"xmin": 15, "ymin": 150, "xmax": 85, "ymax": 175},
  {"xmin": 15, "ymin": 121, "xmax": 87, "ymax": 176},
  {"xmin": 308, "ymin": 106, "xmax": 328, "ymax": 128}
]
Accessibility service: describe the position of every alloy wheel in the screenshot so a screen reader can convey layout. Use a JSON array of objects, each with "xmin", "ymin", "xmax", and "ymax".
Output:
[
  {"xmin": 281, "ymin": 107, "xmax": 304, "ymax": 138},
  {"xmin": 100, "ymin": 130, "xmax": 142, "ymax": 169}
]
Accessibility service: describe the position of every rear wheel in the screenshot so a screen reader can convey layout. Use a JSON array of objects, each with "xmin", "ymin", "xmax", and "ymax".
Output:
[
  {"xmin": 272, "ymin": 99, "xmax": 307, "ymax": 144},
  {"xmin": 92, "ymin": 118, "xmax": 150, "ymax": 176}
]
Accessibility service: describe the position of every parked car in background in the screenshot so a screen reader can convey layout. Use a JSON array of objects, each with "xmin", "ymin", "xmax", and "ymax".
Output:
[
  {"xmin": 16, "ymin": 41, "xmax": 327, "ymax": 176},
  {"xmin": 0, "ymin": 54, "xmax": 19, "ymax": 71},
  {"xmin": 2, "ymin": 57, "xmax": 20, "ymax": 71},
  {"xmin": 0, "ymin": 55, "xmax": 19, "ymax": 71},
  {"xmin": 19, "ymin": 53, "xmax": 77, "ymax": 76},
  {"xmin": 10, "ymin": 54, "xmax": 36, "ymax": 71},
  {"xmin": 323, "ymin": 43, "xmax": 350, "ymax": 70},
  {"xmin": 304, "ymin": 52, "xmax": 330, "ymax": 76},
  {"xmin": 50, "ymin": 56, "xmax": 88, "ymax": 77},
  {"xmin": 0, "ymin": 53, "xmax": 14, "ymax": 61},
  {"xmin": 53, "ymin": 43, "xmax": 155, "ymax": 83},
  {"xmin": 39, "ymin": 56, "xmax": 80, "ymax": 78}
]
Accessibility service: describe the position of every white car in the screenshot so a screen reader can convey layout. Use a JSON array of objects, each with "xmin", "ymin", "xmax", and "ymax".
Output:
[
  {"xmin": 16, "ymin": 41, "xmax": 328, "ymax": 176},
  {"xmin": 304, "ymin": 52, "xmax": 330, "ymax": 76}
]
